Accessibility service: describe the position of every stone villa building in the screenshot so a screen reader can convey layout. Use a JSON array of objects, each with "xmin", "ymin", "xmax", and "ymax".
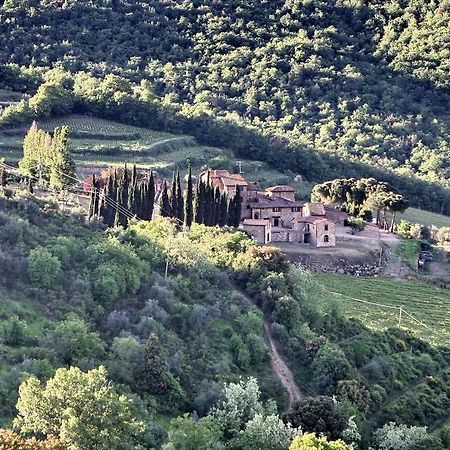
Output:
[{"xmin": 200, "ymin": 169, "xmax": 338, "ymax": 247}]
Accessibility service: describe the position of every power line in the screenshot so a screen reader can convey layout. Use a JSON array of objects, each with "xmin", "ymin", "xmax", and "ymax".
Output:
[
  {"xmin": 2, "ymin": 161, "xmax": 185, "ymax": 225},
  {"xmin": 1, "ymin": 161, "xmax": 135, "ymax": 220}
]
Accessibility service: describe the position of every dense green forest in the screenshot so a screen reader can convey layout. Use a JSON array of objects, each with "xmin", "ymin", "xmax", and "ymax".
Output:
[{"xmin": 0, "ymin": 0, "xmax": 450, "ymax": 214}]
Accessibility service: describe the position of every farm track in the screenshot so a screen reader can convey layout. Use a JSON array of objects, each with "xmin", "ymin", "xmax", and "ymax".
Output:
[{"xmin": 231, "ymin": 282, "xmax": 303, "ymax": 410}]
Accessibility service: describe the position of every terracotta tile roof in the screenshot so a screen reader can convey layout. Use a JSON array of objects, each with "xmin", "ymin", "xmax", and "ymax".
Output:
[
  {"xmin": 242, "ymin": 219, "xmax": 271, "ymax": 226},
  {"xmin": 221, "ymin": 176, "xmax": 249, "ymax": 186},
  {"xmin": 266, "ymin": 185, "xmax": 295, "ymax": 192},
  {"xmin": 305, "ymin": 202, "xmax": 326, "ymax": 216},
  {"xmin": 248, "ymin": 194, "xmax": 303, "ymax": 208}
]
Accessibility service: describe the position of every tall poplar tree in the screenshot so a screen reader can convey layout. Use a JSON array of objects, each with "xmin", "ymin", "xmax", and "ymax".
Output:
[
  {"xmin": 19, "ymin": 121, "xmax": 40, "ymax": 178},
  {"xmin": 49, "ymin": 126, "xmax": 76, "ymax": 189}
]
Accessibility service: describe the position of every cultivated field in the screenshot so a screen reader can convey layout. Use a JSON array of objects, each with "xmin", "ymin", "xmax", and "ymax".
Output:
[
  {"xmin": 314, "ymin": 274, "xmax": 450, "ymax": 346},
  {"xmin": 0, "ymin": 114, "xmax": 312, "ymax": 192}
]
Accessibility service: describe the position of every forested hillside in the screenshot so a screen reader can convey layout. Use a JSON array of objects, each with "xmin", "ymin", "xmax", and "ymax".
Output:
[
  {"xmin": 1, "ymin": 190, "xmax": 450, "ymax": 449},
  {"xmin": 0, "ymin": 0, "xmax": 450, "ymax": 214}
]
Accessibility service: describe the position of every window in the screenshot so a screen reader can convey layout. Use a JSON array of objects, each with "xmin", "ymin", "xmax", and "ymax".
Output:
[
  {"xmin": 273, "ymin": 218, "xmax": 279, "ymax": 227},
  {"xmin": 306, "ymin": 224, "xmax": 310, "ymax": 231},
  {"xmin": 291, "ymin": 207, "xmax": 300, "ymax": 212},
  {"xmin": 324, "ymin": 224, "xmax": 329, "ymax": 231},
  {"xmin": 254, "ymin": 212, "xmax": 259, "ymax": 219},
  {"xmin": 273, "ymin": 207, "xmax": 281, "ymax": 212},
  {"xmin": 324, "ymin": 235, "xmax": 329, "ymax": 243}
]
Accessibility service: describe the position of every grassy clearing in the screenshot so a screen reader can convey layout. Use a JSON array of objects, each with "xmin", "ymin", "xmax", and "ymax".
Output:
[
  {"xmin": 314, "ymin": 273, "xmax": 450, "ymax": 345},
  {"xmin": 395, "ymin": 239, "xmax": 421, "ymax": 269},
  {"xmin": 397, "ymin": 207, "xmax": 450, "ymax": 228}
]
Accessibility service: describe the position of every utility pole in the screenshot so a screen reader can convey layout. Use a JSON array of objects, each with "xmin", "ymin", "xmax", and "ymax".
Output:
[{"xmin": 164, "ymin": 256, "xmax": 169, "ymax": 279}]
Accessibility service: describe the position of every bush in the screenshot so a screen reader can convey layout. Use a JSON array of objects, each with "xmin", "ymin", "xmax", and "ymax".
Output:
[
  {"xmin": 27, "ymin": 248, "xmax": 61, "ymax": 289},
  {"xmin": 347, "ymin": 218, "xmax": 366, "ymax": 233},
  {"xmin": 285, "ymin": 397, "xmax": 348, "ymax": 441}
]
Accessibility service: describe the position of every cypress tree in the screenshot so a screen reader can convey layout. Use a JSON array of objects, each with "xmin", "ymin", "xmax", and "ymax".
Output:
[
  {"xmin": 88, "ymin": 175, "xmax": 96, "ymax": 220},
  {"xmin": 129, "ymin": 164, "xmax": 138, "ymax": 213},
  {"xmin": 213, "ymin": 186, "xmax": 221, "ymax": 225},
  {"xmin": 114, "ymin": 169, "xmax": 128, "ymax": 227},
  {"xmin": 227, "ymin": 196, "xmax": 235, "ymax": 227},
  {"xmin": 176, "ymin": 170, "xmax": 184, "ymax": 222},
  {"xmin": 147, "ymin": 171, "xmax": 155, "ymax": 220},
  {"xmin": 117, "ymin": 165, "xmax": 130, "ymax": 226},
  {"xmin": 204, "ymin": 182, "xmax": 212, "ymax": 226},
  {"xmin": 169, "ymin": 171, "xmax": 177, "ymax": 218},
  {"xmin": 233, "ymin": 185, "xmax": 242, "ymax": 227},
  {"xmin": 135, "ymin": 182, "xmax": 143, "ymax": 219},
  {"xmin": 92, "ymin": 176, "xmax": 101, "ymax": 219},
  {"xmin": 139, "ymin": 334, "xmax": 170, "ymax": 395},
  {"xmin": 219, "ymin": 193, "xmax": 228, "ymax": 227},
  {"xmin": 101, "ymin": 172, "xmax": 115, "ymax": 226},
  {"xmin": 184, "ymin": 165, "xmax": 194, "ymax": 227},
  {"xmin": 161, "ymin": 181, "xmax": 171, "ymax": 217},
  {"xmin": 194, "ymin": 181, "xmax": 204, "ymax": 224}
]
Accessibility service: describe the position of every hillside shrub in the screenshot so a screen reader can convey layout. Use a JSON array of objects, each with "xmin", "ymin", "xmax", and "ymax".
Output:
[{"xmin": 27, "ymin": 248, "xmax": 61, "ymax": 289}]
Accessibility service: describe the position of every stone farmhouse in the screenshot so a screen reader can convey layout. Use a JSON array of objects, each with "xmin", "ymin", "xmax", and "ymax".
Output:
[{"xmin": 200, "ymin": 169, "xmax": 339, "ymax": 247}]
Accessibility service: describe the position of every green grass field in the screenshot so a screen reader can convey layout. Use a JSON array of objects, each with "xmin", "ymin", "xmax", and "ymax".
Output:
[
  {"xmin": 396, "ymin": 207, "xmax": 450, "ymax": 228},
  {"xmin": 395, "ymin": 239, "xmax": 422, "ymax": 269},
  {"xmin": 314, "ymin": 274, "xmax": 450, "ymax": 345}
]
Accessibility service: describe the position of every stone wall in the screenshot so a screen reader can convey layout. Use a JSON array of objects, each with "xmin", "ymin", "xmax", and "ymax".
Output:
[
  {"xmin": 242, "ymin": 224, "xmax": 269, "ymax": 244},
  {"xmin": 272, "ymin": 230, "xmax": 302, "ymax": 243}
]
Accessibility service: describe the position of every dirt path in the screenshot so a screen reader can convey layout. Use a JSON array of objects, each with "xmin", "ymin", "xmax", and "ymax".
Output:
[
  {"xmin": 262, "ymin": 322, "xmax": 303, "ymax": 408},
  {"xmin": 231, "ymin": 282, "xmax": 303, "ymax": 410}
]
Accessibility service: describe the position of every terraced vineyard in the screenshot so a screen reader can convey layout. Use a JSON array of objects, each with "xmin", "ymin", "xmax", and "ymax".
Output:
[
  {"xmin": 0, "ymin": 114, "xmax": 307, "ymax": 188},
  {"xmin": 40, "ymin": 115, "xmax": 179, "ymax": 141},
  {"xmin": 314, "ymin": 274, "xmax": 450, "ymax": 345}
]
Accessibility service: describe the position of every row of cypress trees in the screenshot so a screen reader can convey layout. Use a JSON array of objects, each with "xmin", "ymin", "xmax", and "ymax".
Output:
[
  {"xmin": 88, "ymin": 165, "xmax": 155, "ymax": 227},
  {"xmin": 160, "ymin": 168, "xmax": 242, "ymax": 228},
  {"xmin": 88, "ymin": 165, "xmax": 242, "ymax": 228}
]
